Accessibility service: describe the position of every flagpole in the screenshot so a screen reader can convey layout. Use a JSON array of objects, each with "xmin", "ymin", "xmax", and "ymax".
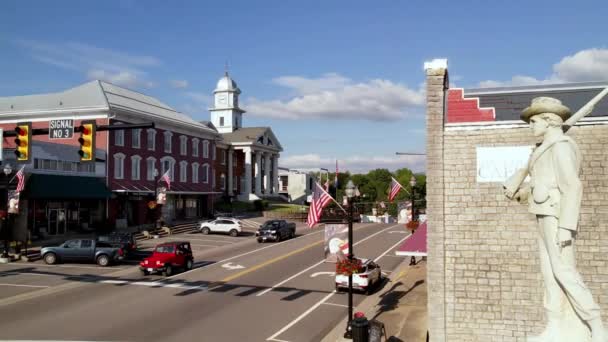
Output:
[{"xmin": 317, "ymin": 182, "xmax": 347, "ymax": 214}]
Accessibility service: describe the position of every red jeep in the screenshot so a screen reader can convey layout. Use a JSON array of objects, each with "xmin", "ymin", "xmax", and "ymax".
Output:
[{"xmin": 139, "ymin": 241, "xmax": 193, "ymax": 276}]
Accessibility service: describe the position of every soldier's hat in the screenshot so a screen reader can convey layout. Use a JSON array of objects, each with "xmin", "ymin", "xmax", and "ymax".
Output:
[{"xmin": 521, "ymin": 97, "xmax": 572, "ymax": 123}]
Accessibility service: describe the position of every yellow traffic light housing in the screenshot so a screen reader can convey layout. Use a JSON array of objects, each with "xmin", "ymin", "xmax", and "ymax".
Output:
[
  {"xmin": 14, "ymin": 122, "xmax": 31, "ymax": 162},
  {"xmin": 78, "ymin": 121, "xmax": 96, "ymax": 162}
]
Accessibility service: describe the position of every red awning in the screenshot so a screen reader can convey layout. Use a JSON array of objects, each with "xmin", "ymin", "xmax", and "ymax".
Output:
[{"xmin": 396, "ymin": 221, "xmax": 427, "ymax": 256}]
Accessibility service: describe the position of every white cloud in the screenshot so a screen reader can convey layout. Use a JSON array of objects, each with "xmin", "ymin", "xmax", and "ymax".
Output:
[
  {"xmin": 272, "ymin": 73, "xmax": 351, "ymax": 95},
  {"xmin": 477, "ymin": 48, "xmax": 608, "ymax": 88},
  {"xmin": 170, "ymin": 79, "xmax": 189, "ymax": 89},
  {"xmin": 15, "ymin": 39, "xmax": 160, "ymax": 88},
  {"xmin": 246, "ymin": 74, "xmax": 424, "ymax": 122},
  {"xmin": 281, "ymin": 153, "xmax": 425, "ymax": 174},
  {"xmin": 553, "ymin": 48, "xmax": 608, "ymax": 82}
]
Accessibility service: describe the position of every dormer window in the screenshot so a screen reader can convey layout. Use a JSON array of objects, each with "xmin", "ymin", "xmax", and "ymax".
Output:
[
  {"xmin": 257, "ymin": 136, "xmax": 264, "ymax": 144},
  {"xmin": 267, "ymin": 138, "xmax": 273, "ymax": 146}
]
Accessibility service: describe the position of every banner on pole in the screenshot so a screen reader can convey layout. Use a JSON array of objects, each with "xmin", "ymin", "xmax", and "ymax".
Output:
[
  {"xmin": 7, "ymin": 190, "xmax": 20, "ymax": 214},
  {"xmin": 324, "ymin": 223, "xmax": 349, "ymax": 262},
  {"xmin": 156, "ymin": 187, "xmax": 167, "ymax": 205}
]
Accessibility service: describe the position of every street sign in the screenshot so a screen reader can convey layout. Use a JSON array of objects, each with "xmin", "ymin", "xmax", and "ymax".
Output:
[{"xmin": 49, "ymin": 119, "xmax": 74, "ymax": 139}]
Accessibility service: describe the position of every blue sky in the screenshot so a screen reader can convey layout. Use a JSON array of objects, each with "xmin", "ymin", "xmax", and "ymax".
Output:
[{"xmin": 1, "ymin": 0, "xmax": 607, "ymax": 174}]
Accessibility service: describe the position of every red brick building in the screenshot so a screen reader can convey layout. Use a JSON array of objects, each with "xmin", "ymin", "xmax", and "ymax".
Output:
[{"xmin": 0, "ymin": 73, "xmax": 285, "ymax": 239}]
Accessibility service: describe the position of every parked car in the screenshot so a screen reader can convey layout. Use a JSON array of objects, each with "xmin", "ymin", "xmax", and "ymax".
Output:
[
  {"xmin": 198, "ymin": 218, "xmax": 242, "ymax": 237},
  {"xmin": 41, "ymin": 239, "xmax": 124, "ymax": 266},
  {"xmin": 139, "ymin": 241, "xmax": 193, "ymax": 276},
  {"xmin": 97, "ymin": 232, "xmax": 137, "ymax": 253},
  {"xmin": 335, "ymin": 258, "xmax": 382, "ymax": 294},
  {"xmin": 256, "ymin": 220, "xmax": 296, "ymax": 243}
]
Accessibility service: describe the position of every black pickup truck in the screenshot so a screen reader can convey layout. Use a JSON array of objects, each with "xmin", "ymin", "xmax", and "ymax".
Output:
[
  {"xmin": 40, "ymin": 239, "xmax": 124, "ymax": 266},
  {"xmin": 256, "ymin": 220, "xmax": 296, "ymax": 243}
]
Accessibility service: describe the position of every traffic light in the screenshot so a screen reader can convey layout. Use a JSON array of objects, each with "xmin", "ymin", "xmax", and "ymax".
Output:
[
  {"xmin": 78, "ymin": 121, "xmax": 96, "ymax": 162},
  {"xmin": 14, "ymin": 122, "xmax": 31, "ymax": 162}
]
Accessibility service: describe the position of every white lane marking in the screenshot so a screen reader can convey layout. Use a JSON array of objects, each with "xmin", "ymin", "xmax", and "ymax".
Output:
[
  {"xmin": 166, "ymin": 227, "xmax": 326, "ymax": 279},
  {"xmin": 267, "ymin": 338, "xmax": 290, "ymax": 342},
  {"xmin": 257, "ymin": 224, "xmax": 401, "ymax": 297},
  {"xmin": 20, "ymin": 264, "xmax": 128, "ymax": 271},
  {"xmin": 310, "ymin": 272, "xmax": 335, "ymax": 278},
  {"xmin": 322, "ymin": 302, "xmax": 348, "ymax": 308},
  {"xmin": 100, "ymin": 279, "xmax": 207, "ymax": 291},
  {"xmin": 0, "ymin": 283, "xmax": 50, "ymax": 288},
  {"xmin": 374, "ymin": 234, "xmax": 411, "ymax": 262},
  {"xmin": 222, "ymin": 262, "xmax": 245, "ymax": 270},
  {"xmin": 100, "ymin": 280, "xmax": 127, "ymax": 285},
  {"xmin": 389, "ymin": 231, "xmax": 408, "ymax": 234},
  {"xmin": 267, "ymin": 290, "xmax": 336, "ymax": 341},
  {"xmin": 188, "ymin": 243, "xmax": 227, "ymax": 248}
]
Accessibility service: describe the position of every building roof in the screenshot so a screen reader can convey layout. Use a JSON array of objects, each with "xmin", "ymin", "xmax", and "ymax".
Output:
[
  {"xmin": 0, "ymin": 80, "xmax": 219, "ymax": 136},
  {"xmin": 219, "ymin": 126, "xmax": 283, "ymax": 151},
  {"xmin": 221, "ymin": 127, "xmax": 268, "ymax": 144},
  {"xmin": 464, "ymin": 81, "xmax": 608, "ymax": 121}
]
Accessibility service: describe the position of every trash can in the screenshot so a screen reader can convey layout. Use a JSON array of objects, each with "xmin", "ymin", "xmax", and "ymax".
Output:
[{"xmin": 351, "ymin": 316, "xmax": 370, "ymax": 342}]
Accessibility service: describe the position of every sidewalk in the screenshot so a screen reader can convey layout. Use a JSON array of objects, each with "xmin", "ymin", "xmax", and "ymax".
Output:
[{"xmin": 322, "ymin": 259, "xmax": 428, "ymax": 342}]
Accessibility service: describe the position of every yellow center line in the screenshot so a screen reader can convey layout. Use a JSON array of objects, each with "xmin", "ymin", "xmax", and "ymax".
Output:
[{"xmin": 221, "ymin": 240, "xmax": 325, "ymax": 283}]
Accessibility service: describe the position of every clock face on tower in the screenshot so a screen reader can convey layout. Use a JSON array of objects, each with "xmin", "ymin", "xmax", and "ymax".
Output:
[{"xmin": 217, "ymin": 94, "xmax": 227, "ymax": 105}]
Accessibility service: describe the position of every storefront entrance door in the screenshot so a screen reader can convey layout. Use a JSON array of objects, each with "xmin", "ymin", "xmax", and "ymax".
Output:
[{"xmin": 48, "ymin": 209, "xmax": 67, "ymax": 235}]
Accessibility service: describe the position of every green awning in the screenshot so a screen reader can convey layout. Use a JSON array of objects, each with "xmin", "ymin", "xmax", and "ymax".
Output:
[{"xmin": 23, "ymin": 174, "xmax": 112, "ymax": 199}]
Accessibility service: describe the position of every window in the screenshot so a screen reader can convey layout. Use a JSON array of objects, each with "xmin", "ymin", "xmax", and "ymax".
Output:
[
  {"xmin": 180, "ymin": 136, "xmax": 187, "ymax": 156},
  {"xmin": 212, "ymin": 145, "xmax": 216, "ymax": 160},
  {"xmin": 267, "ymin": 138, "xmax": 273, "ymax": 146},
  {"xmin": 220, "ymin": 116, "xmax": 224, "ymax": 126},
  {"xmin": 203, "ymin": 140, "xmax": 209, "ymax": 158},
  {"xmin": 192, "ymin": 138, "xmax": 199, "ymax": 157},
  {"xmin": 180, "ymin": 161, "xmax": 188, "ymax": 182},
  {"xmin": 220, "ymin": 173, "xmax": 226, "ymax": 190},
  {"xmin": 147, "ymin": 129, "xmax": 156, "ymax": 151},
  {"xmin": 81, "ymin": 240, "xmax": 92, "ymax": 248},
  {"xmin": 146, "ymin": 157, "xmax": 156, "ymax": 181},
  {"xmin": 160, "ymin": 156, "xmax": 175, "ymax": 181},
  {"xmin": 115, "ymin": 129, "xmax": 124, "ymax": 146},
  {"xmin": 202, "ymin": 164, "xmax": 209, "ymax": 183},
  {"xmin": 132, "ymin": 129, "xmax": 141, "ymax": 148},
  {"xmin": 114, "ymin": 153, "xmax": 125, "ymax": 179},
  {"xmin": 131, "ymin": 155, "xmax": 141, "ymax": 180},
  {"xmin": 234, "ymin": 176, "xmax": 237, "ymax": 191},
  {"xmin": 64, "ymin": 240, "xmax": 80, "ymax": 248},
  {"xmin": 221, "ymin": 149, "xmax": 226, "ymax": 165},
  {"xmin": 164, "ymin": 131, "xmax": 173, "ymax": 153},
  {"xmin": 192, "ymin": 163, "xmax": 199, "ymax": 183},
  {"xmin": 257, "ymin": 136, "xmax": 264, "ymax": 144},
  {"xmin": 235, "ymin": 117, "xmax": 239, "ymax": 128}
]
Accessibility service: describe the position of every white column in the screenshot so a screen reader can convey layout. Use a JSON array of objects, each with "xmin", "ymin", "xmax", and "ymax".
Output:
[
  {"xmin": 272, "ymin": 154, "xmax": 279, "ymax": 194},
  {"xmin": 264, "ymin": 153, "xmax": 271, "ymax": 195},
  {"xmin": 227, "ymin": 149, "xmax": 234, "ymax": 195},
  {"xmin": 243, "ymin": 148, "xmax": 252, "ymax": 196},
  {"xmin": 254, "ymin": 152, "xmax": 262, "ymax": 196}
]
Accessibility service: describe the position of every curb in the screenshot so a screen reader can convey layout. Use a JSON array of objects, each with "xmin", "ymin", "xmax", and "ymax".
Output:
[{"xmin": 321, "ymin": 258, "xmax": 416, "ymax": 342}]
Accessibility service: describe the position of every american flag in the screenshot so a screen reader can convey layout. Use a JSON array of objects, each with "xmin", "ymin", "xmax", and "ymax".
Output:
[
  {"xmin": 388, "ymin": 177, "xmax": 403, "ymax": 202},
  {"xmin": 15, "ymin": 166, "xmax": 25, "ymax": 192},
  {"xmin": 307, "ymin": 182, "xmax": 334, "ymax": 228},
  {"xmin": 161, "ymin": 170, "xmax": 171, "ymax": 190}
]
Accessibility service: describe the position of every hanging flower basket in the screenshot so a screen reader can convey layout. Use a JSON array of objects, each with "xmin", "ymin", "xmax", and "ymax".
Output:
[
  {"xmin": 406, "ymin": 220, "xmax": 420, "ymax": 231},
  {"xmin": 336, "ymin": 258, "xmax": 363, "ymax": 276}
]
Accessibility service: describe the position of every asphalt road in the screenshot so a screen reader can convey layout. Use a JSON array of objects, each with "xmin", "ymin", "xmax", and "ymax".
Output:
[{"xmin": 0, "ymin": 222, "xmax": 410, "ymax": 342}]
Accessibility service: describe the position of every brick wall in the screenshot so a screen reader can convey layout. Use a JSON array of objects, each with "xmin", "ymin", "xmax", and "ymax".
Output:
[{"xmin": 426, "ymin": 64, "xmax": 608, "ymax": 341}]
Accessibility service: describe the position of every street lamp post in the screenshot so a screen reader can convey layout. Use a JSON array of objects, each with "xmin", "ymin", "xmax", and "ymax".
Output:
[
  {"xmin": 343, "ymin": 180, "xmax": 357, "ymax": 339},
  {"xmin": 1, "ymin": 164, "xmax": 13, "ymax": 259},
  {"xmin": 152, "ymin": 168, "xmax": 161, "ymax": 229},
  {"xmin": 409, "ymin": 175, "xmax": 417, "ymax": 266}
]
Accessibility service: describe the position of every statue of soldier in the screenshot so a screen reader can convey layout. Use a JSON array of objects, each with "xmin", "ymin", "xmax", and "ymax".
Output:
[{"xmin": 504, "ymin": 97, "xmax": 605, "ymax": 342}]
